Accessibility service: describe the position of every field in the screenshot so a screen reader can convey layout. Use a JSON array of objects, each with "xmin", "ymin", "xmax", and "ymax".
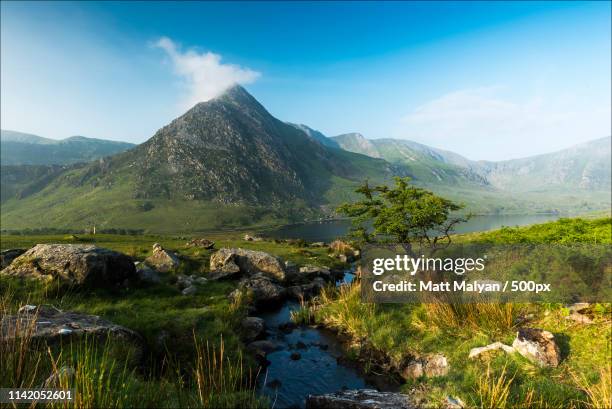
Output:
[
  {"xmin": 295, "ymin": 217, "xmax": 612, "ymax": 408},
  {"xmin": 1, "ymin": 217, "xmax": 610, "ymax": 408}
]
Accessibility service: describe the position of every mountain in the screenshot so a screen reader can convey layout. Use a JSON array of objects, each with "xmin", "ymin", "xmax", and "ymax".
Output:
[
  {"xmin": 331, "ymin": 134, "xmax": 488, "ymax": 186},
  {"xmin": 332, "ymin": 133, "xmax": 382, "ymax": 158},
  {"xmin": 287, "ymin": 123, "xmax": 339, "ymax": 148},
  {"xmin": 0, "ymin": 130, "xmax": 135, "ymax": 165},
  {"xmin": 331, "ymin": 133, "xmax": 611, "ymax": 214},
  {"xmin": 476, "ymin": 136, "xmax": 611, "ymax": 192},
  {"xmin": 0, "ymin": 86, "xmax": 394, "ymax": 232}
]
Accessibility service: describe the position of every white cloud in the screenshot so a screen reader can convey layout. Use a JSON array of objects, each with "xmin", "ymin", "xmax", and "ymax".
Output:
[
  {"xmin": 154, "ymin": 37, "xmax": 260, "ymax": 107},
  {"xmin": 399, "ymin": 87, "xmax": 611, "ymax": 160}
]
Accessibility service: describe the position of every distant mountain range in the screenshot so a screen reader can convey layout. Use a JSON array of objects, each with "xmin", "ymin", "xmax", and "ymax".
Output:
[
  {"xmin": 329, "ymin": 132, "xmax": 611, "ymax": 192},
  {"xmin": 1, "ymin": 86, "xmax": 609, "ymax": 232},
  {"xmin": 0, "ymin": 130, "xmax": 135, "ymax": 165}
]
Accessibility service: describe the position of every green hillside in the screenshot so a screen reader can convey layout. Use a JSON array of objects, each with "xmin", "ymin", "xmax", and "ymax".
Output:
[{"xmin": 0, "ymin": 87, "xmax": 393, "ymax": 233}]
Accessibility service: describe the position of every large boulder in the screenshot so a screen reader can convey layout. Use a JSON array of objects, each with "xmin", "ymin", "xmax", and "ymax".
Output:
[
  {"xmin": 512, "ymin": 328, "xmax": 560, "ymax": 367},
  {"xmin": 306, "ymin": 389, "xmax": 417, "ymax": 409},
  {"xmin": 1, "ymin": 305, "xmax": 144, "ymax": 359},
  {"xmin": 1, "ymin": 248, "xmax": 26, "ymax": 269},
  {"xmin": 145, "ymin": 243, "xmax": 180, "ymax": 273},
  {"xmin": 1, "ymin": 244, "xmax": 136, "ymax": 288},
  {"xmin": 210, "ymin": 248, "xmax": 286, "ymax": 281}
]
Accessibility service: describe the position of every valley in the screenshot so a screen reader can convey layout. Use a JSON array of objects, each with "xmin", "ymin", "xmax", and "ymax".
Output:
[{"xmin": 1, "ymin": 87, "xmax": 609, "ymax": 233}]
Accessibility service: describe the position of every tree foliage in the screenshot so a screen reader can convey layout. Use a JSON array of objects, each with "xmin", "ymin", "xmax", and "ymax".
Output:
[{"xmin": 337, "ymin": 177, "xmax": 468, "ymax": 249}]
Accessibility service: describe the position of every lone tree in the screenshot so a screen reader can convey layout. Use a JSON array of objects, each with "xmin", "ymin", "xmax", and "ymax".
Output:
[{"xmin": 337, "ymin": 177, "xmax": 469, "ymax": 251}]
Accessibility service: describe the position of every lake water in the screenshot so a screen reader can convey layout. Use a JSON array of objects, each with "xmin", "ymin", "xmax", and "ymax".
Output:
[{"xmin": 261, "ymin": 214, "xmax": 561, "ymax": 243}]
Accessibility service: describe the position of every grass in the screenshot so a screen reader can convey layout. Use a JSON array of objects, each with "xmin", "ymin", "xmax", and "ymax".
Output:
[
  {"xmin": 294, "ymin": 217, "xmax": 612, "ymax": 408},
  {"xmin": 0, "ymin": 232, "xmax": 345, "ymax": 408}
]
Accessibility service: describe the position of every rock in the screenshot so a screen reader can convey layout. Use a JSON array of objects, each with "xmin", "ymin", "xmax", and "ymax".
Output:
[
  {"xmin": 401, "ymin": 361, "xmax": 424, "ymax": 379},
  {"xmin": 176, "ymin": 274, "xmax": 193, "ymax": 289},
  {"xmin": 401, "ymin": 354, "xmax": 449, "ymax": 379},
  {"xmin": 241, "ymin": 317, "xmax": 265, "ymax": 342},
  {"xmin": 42, "ymin": 366, "xmax": 75, "ymax": 388},
  {"xmin": 1, "ymin": 248, "xmax": 26, "ymax": 269},
  {"xmin": 424, "ymin": 354, "xmax": 449, "ymax": 377},
  {"xmin": 279, "ymin": 322, "xmax": 297, "ymax": 334},
  {"xmin": 338, "ymin": 254, "xmax": 349, "ymax": 263},
  {"xmin": 1, "ymin": 305, "xmax": 144, "ymax": 358},
  {"xmin": 208, "ymin": 260, "xmax": 241, "ymax": 280},
  {"xmin": 568, "ymin": 302, "xmax": 591, "ymax": 313},
  {"xmin": 468, "ymin": 342, "xmax": 515, "ymax": 359},
  {"xmin": 286, "ymin": 279, "xmax": 326, "ymax": 301},
  {"xmin": 244, "ymin": 234, "xmax": 254, "ymax": 241},
  {"xmin": 240, "ymin": 273, "xmax": 286, "ymax": 306},
  {"xmin": 135, "ymin": 262, "xmax": 161, "ymax": 284},
  {"xmin": 306, "ymin": 389, "xmax": 417, "ymax": 409},
  {"xmin": 444, "ymin": 396, "xmax": 465, "ymax": 409},
  {"xmin": 182, "ymin": 285, "xmax": 197, "ymax": 296},
  {"xmin": 18, "ymin": 304, "xmax": 38, "ymax": 314},
  {"xmin": 290, "ymin": 352, "xmax": 301, "ymax": 360},
  {"xmin": 299, "ymin": 265, "xmax": 332, "ymax": 279},
  {"xmin": 310, "ymin": 242, "xmax": 326, "ymax": 248},
  {"xmin": 186, "ymin": 238, "xmax": 215, "ymax": 249},
  {"xmin": 512, "ymin": 328, "xmax": 560, "ymax": 367},
  {"xmin": 247, "ymin": 339, "xmax": 281, "ymax": 364},
  {"xmin": 145, "ymin": 243, "xmax": 180, "ymax": 273},
  {"xmin": 567, "ymin": 312, "xmax": 593, "ymax": 324},
  {"xmin": 285, "ymin": 260, "xmax": 298, "ymax": 275},
  {"xmin": 194, "ymin": 277, "xmax": 208, "ymax": 285},
  {"xmin": 1, "ymin": 244, "xmax": 136, "ymax": 288},
  {"xmin": 210, "ymin": 248, "xmax": 286, "ymax": 281},
  {"xmin": 296, "ymin": 341, "xmax": 307, "ymax": 349}
]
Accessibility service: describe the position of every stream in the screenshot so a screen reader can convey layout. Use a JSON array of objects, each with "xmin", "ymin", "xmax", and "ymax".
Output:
[{"xmin": 255, "ymin": 272, "xmax": 395, "ymax": 408}]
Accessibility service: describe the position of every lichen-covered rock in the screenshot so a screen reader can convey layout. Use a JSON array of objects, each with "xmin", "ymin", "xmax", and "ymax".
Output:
[
  {"xmin": 240, "ymin": 273, "xmax": 286, "ymax": 305},
  {"xmin": 145, "ymin": 243, "xmax": 180, "ymax": 272},
  {"xmin": 1, "ymin": 305, "xmax": 144, "ymax": 359},
  {"xmin": 1, "ymin": 248, "xmax": 26, "ymax": 269},
  {"xmin": 1, "ymin": 244, "xmax": 136, "ymax": 288},
  {"xmin": 208, "ymin": 260, "xmax": 241, "ymax": 280},
  {"xmin": 512, "ymin": 328, "xmax": 560, "ymax": 367},
  {"xmin": 210, "ymin": 248, "xmax": 286, "ymax": 281},
  {"xmin": 306, "ymin": 389, "xmax": 417, "ymax": 409},
  {"xmin": 401, "ymin": 353, "xmax": 449, "ymax": 379}
]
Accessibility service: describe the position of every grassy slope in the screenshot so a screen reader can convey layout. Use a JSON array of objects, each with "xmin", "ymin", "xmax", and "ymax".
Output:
[{"xmin": 307, "ymin": 217, "xmax": 612, "ymax": 408}]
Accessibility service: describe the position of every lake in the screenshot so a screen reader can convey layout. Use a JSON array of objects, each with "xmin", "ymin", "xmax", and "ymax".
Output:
[{"xmin": 261, "ymin": 214, "xmax": 561, "ymax": 242}]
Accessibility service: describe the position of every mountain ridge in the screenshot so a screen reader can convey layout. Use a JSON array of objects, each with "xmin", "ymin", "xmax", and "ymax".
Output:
[{"xmin": 0, "ymin": 130, "xmax": 135, "ymax": 166}]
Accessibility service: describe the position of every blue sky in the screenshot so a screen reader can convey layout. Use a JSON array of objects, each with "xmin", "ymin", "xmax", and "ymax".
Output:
[{"xmin": 1, "ymin": 1, "xmax": 610, "ymax": 160}]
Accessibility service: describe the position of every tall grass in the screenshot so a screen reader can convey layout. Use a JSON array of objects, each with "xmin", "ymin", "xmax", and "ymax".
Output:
[
  {"xmin": 571, "ymin": 365, "xmax": 612, "ymax": 409},
  {"xmin": 475, "ymin": 363, "xmax": 514, "ymax": 409},
  {"xmin": 190, "ymin": 334, "xmax": 263, "ymax": 408},
  {"xmin": 422, "ymin": 300, "xmax": 519, "ymax": 334}
]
